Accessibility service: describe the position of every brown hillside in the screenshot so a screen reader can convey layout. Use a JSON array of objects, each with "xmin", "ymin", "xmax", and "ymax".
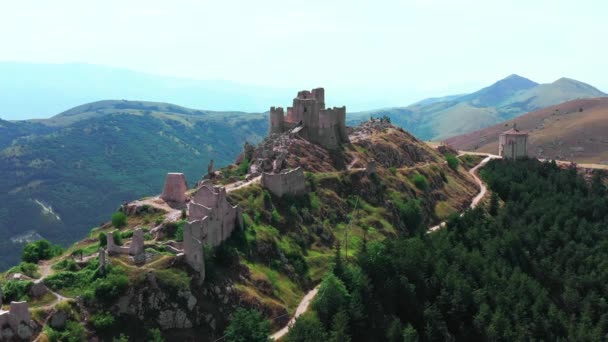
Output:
[{"xmin": 445, "ymin": 98, "xmax": 608, "ymax": 164}]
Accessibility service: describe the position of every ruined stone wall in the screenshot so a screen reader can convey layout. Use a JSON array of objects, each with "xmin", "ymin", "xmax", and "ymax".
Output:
[
  {"xmin": 183, "ymin": 183, "xmax": 241, "ymax": 281},
  {"xmin": 0, "ymin": 301, "xmax": 31, "ymax": 339},
  {"xmin": 107, "ymin": 232, "xmax": 130, "ymax": 255},
  {"xmin": 183, "ymin": 224, "xmax": 205, "ymax": 282},
  {"xmin": 261, "ymin": 167, "xmax": 307, "ymax": 198},
  {"xmin": 269, "ymin": 107, "xmax": 285, "ymax": 135},
  {"xmin": 317, "ymin": 106, "xmax": 348, "ymax": 149}
]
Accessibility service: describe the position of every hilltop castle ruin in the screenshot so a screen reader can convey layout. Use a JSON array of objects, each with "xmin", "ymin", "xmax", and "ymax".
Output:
[{"xmin": 269, "ymin": 88, "xmax": 348, "ymax": 149}]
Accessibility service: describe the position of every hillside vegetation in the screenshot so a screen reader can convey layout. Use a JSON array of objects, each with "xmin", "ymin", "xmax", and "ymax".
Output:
[
  {"xmin": 284, "ymin": 159, "xmax": 608, "ymax": 341},
  {"xmin": 1, "ymin": 121, "xmax": 481, "ymax": 341},
  {"xmin": 446, "ymin": 97, "xmax": 608, "ymax": 164},
  {"xmin": 0, "ymin": 100, "xmax": 267, "ymax": 270},
  {"xmin": 349, "ymin": 75, "xmax": 606, "ymax": 140}
]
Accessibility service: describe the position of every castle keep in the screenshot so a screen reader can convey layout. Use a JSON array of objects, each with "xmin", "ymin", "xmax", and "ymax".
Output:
[
  {"xmin": 498, "ymin": 127, "xmax": 528, "ymax": 159},
  {"xmin": 269, "ymin": 88, "xmax": 348, "ymax": 149}
]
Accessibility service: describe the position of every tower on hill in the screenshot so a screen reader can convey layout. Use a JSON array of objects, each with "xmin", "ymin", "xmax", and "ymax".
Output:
[
  {"xmin": 269, "ymin": 88, "xmax": 348, "ymax": 149},
  {"xmin": 498, "ymin": 126, "xmax": 528, "ymax": 159}
]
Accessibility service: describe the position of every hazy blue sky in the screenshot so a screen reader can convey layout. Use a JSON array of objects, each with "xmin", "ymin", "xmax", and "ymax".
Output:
[{"xmin": 1, "ymin": 0, "xmax": 607, "ymax": 106}]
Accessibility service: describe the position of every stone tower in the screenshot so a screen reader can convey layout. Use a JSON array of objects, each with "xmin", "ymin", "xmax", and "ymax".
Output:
[
  {"xmin": 498, "ymin": 127, "xmax": 528, "ymax": 159},
  {"xmin": 269, "ymin": 88, "xmax": 348, "ymax": 149}
]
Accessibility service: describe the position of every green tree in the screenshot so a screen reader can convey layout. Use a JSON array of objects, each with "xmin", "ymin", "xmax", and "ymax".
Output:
[
  {"xmin": 445, "ymin": 154, "xmax": 459, "ymax": 170},
  {"xmin": 111, "ymin": 211, "xmax": 127, "ymax": 228},
  {"xmin": 488, "ymin": 192, "xmax": 499, "ymax": 216},
  {"xmin": 22, "ymin": 239, "xmax": 63, "ymax": 263},
  {"xmin": 333, "ymin": 243, "xmax": 345, "ymax": 280},
  {"xmin": 411, "ymin": 174, "xmax": 428, "ymax": 191},
  {"xmin": 90, "ymin": 311, "xmax": 116, "ymax": 335},
  {"xmin": 224, "ymin": 308, "xmax": 271, "ymax": 342},
  {"xmin": 386, "ymin": 317, "xmax": 403, "ymax": 342},
  {"xmin": 402, "ymin": 323, "xmax": 419, "ymax": 342},
  {"xmin": 312, "ymin": 272, "xmax": 350, "ymax": 326},
  {"xmin": 329, "ymin": 311, "xmax": 351, "ymax": 342},
  {"xmin": 285, "ymin": 312, "xmax": 328, "ymax": 342}
]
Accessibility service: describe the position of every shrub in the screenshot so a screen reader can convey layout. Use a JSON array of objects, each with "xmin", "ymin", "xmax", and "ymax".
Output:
[
  {"xmin": 90, "ymin": 311, "xmax": 116, "ymax": 335},
  {"xmin": 224, "ymin": 308, "xmax": 272, "ymax": 342},
  {"xmin": 99, "ymin": 232, "xmax": 107, "ymax": 247},
  {"xmin": 148, "ymin": 328, "xmax": 164, "ymax": 342},
  {"xmin": 8, "ymin": 262, "xmax": 40, "ymax": 278},
  {"xmin": 52, "ymin": 259, "xmax": 80, "ymax": 272},
  {"xmin": 397, "ymin": 199, "xmax": 423, "ymax": 234},
  {"xmin": 93, "ymin": 272, "xmax": 129, "ymax": 304},
  {"xmin": 271, "ymin": 209, "xmax": 283, "ymax": 224},
  {"xmin": 44, "ymin": 320, "xmax": 86, "ymax": 342},
  {"xmin": 389, "ymin": 167, "xmax": 397, "ymax": 175},
  {"xmin": 411, "ymin": 173, "xmax": 428, "ymax": 191},
  {"xmin": 262, "ymin": 190, "xmax": 273, "ymax": 210},
  {"xmin": 111, "ymin": 211, "xmax": 127, "ymax": 228},
  {"xmin": 439, "ymin": 169, "xmax": 447, "ymax": 182},
  {"xmin": 236, "ymin": 158, "xmax": 250, "ymax": 176},
  {"xmin": 111, "ymin": 231, "xmax": 123, "ymax": 246},
  {"xmin": 1, "ymin": 280, "xmax": 32, "ymax": 302},
  {"xmin": 155, "ymin": 269, "xmax": 190, "ymax": 292},
  {"xmin": 446, "ymin": 154, "xmax": 459, "ymax": 170},
  {"xmin": 22, "ymin": 239, "xmax": 63, "ymax": 263},
  {"xmin": 285, "ymin": 312, "xmax": 328, "ymax": 342}
]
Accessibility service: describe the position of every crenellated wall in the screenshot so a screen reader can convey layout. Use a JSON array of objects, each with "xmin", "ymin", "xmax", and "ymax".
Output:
[
  {"xmin": 268, "ymin": 88, "xmax": 348, "ymax": 149},
  {"xmin": 261, "ymin": 167, "xmax": 307, "ymax": 198}
]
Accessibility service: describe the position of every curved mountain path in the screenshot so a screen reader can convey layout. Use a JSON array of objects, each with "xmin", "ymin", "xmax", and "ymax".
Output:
[
  {"xmin": 34, "ymin": 261, "xmax": 72, "ymax": 308},
  {"xmin": 270, "ymin": 286, "xmax": 320, "ymax": 340},
  {"xmin": 271, "ymin": 154, "xmax": 497, "ymax": 340}
]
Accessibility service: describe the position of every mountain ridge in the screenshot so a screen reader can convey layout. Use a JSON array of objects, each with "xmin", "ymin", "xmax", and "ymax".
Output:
[
  {"xmin": 348, "ymin": 74, "xmax": 606, "ymax": 140},
  {"xmin": 445, "ymin": 97, "xmax": 608, "ymax": 164}
]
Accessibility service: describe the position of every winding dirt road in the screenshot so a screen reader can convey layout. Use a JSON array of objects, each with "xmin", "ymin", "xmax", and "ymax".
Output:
[{"xmin": 270, "ymin": 286, "xmax": 320, "ymax": 340}]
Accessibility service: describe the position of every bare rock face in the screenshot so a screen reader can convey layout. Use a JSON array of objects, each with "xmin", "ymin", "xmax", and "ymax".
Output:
[
  {"xmin": 50, "ymin": 310, "xmax": 68, "ymax": 329},
  {"xmin": 161, "ymin": 173, "xmax": 188, "ymax": 203},
  {"xmin": 29, "ymin": 282, "xmax": 48, "ymax": 299}
]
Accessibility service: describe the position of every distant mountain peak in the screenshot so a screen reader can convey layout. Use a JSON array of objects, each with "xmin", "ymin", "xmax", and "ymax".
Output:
[
  {"xmin": 496, "ymin": 74, "xmax": 538, "ymax": 86},
  {"xmin": 458, "ymin": 74, "xmax": 538, "ymax": 107},
  {"xmin": 550, "ymin": 77, "xmax": 606, "ymax": 95},
  {"xmin": 503, "ymin": 74, "xmax": 533, "ymax": 81}
]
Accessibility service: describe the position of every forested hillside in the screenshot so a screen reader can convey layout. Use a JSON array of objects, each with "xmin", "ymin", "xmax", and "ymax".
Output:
[
  {"xmin": 285, "ymin": 159, "xmax": 608, "ymax": 341},
  {"xmin": 0, "ymin": 100, "xmax": 267, "ymax": 270}
]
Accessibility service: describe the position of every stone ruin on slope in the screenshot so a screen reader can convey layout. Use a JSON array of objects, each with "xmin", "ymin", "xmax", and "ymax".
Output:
[
  {"xmin": 160, "ymin": 173, "xmax": 188, "ymax": 203},
  {"xmin": 107, "ymin": 228, "xmax": 146, "ymax": 264},
  {"xmin": 261, "ymin": 167, "xmax": 307, "ymax": 198},
  {"xmin": 183, "ymin": 181, "xmax": 242, "ymax": 283},
  {"xmin": 0, "ymin": 301, "xmax": 32, "ymax": 340}
]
